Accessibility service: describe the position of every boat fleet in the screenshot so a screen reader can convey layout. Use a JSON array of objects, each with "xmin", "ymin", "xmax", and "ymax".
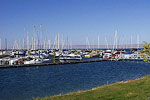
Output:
[
  {"xmin": 0, "ymin": 48, "xmax": 149, "ymax": 66},
  {"xmin": 0, "ymin": 24, "xmax": 146, "ymax": 66}
]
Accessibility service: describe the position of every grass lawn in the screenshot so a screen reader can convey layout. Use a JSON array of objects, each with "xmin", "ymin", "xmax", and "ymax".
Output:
[{"xmin": 35, "ymin": 75, "xmax": 150, "ymax": 100}]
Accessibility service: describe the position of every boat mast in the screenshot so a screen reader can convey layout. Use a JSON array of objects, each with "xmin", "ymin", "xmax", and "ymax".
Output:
[
  {"xmin": 24, "ymin": 27, "xmax": 26, "ymax": 50},
  {"xmin": 98, "ymin": 35, "xmax": 100, "ymax": 49},
  {"xmin": 105, "ymin": 37, "xmax": 109, "ymax": 49},
  {"xmin": 53, "ymin": 34, "xmax": 57, "ymax": 49},
  {"xmin": 34, "ymin": 25, "xmax": 36, "ymax": 50},
  {"xmin": 126, "ymin": 38, "xmax": 128, "ymax": 49},
  {"xmin": 32, "ymin": 37, "xmax": 34, "ymax": 50},
  {"xmin": 12, "ymin": 40, "xmax": 15, "ymax": 50},
  {"xmin": 56, "ymin": 34, "xmax": 58, "ymax": 49},
  {"xmin": 70, "ymin": 40, "xmax": 72, "ymax": 49},
  {"xmin": 27, "ymin": 31, "xmax": 29, "ymax": 50},
  {"xmin": 45, "ymin": 40, "xmax": 47, "ymax": 50},
  {"xmin": 18, "ymin": 39, "xmax": 21, "ymax": 50},
  {"xmin": 67, "ymin": 36, "xmax": 69, "ymax": 50},
  {"xmin": 88, "ymin": 37, "xmax": 90, "ymax": 49},
  {"xmin": 0, "ymin": 38, "xmax": 1, "ymax": 50},
  {"xmin": 48, "ymin": 40, "xmax": 51, "ymax": 49},
  {"xmin": 58, "ymin": 32, "xmax": 60, "ymax": 50},
  {"xmin": 122, "ymin": 37, "xmax": 125, "ymax": 49},
  {"xmin": 137, "ymin": 34, "xmax": 139, "ymax": 49},
  {"xmin": 40, "ymin": 24, "xmax": 43, "ymax": 49},
  {"xmin": 92, "ymin": 39, "xmax": 94, "ymax": 49},
  {"xmin": 43, "ymin": 40, "xmax": 46, "ymax": 50},
  {"xmin": 130, "ymin": 35, "xmax": 132, "ymax": 49},
  {"xmin": 113, "ymin": 30, "xmax": 117, "ymax": 50},
  {"xmin": 15, "ymin": 40, "xmax": 19, "ymax": 50},
  {"xmin": 36, "ymin": 31, "xmax": 39, "ymax": 50},
  {"xmin": 62, "ymin": 34, "xmax": 64, "ymax": 50},
  {"xmin": 113, "ymin": 36, "xmax": 115, "ymax": 51},
  {"xmin": 86, "ymin": 37, "xmax": 90, "ymax": 49},
  {"xmin": 118, "ymin": 36, "xmax": 120, "ymax": 49},
  {"xmin": 86, "ymin": 37, "xmax": 87, "ymax": 49},
  {"xmin": 23, "ymin": 38, "xmax": 25, "ymax": 50},
  {"xmin": 115, "ymin": 30, "xmax": 117, "ymax": 49},
  {"xmin": 5, "ymin": 38, "xmax": 7, "ymax": 51}
]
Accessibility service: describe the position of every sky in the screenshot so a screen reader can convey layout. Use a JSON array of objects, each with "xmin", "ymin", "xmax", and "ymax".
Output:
[{"xmin": 0, "ymin": 0, "xmax": 150, "ymax": 48}]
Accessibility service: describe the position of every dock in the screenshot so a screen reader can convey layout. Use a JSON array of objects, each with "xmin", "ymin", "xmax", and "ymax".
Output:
[{"xmin": 0, "ymin": 59, "xmax": 122, "ymax": 69}]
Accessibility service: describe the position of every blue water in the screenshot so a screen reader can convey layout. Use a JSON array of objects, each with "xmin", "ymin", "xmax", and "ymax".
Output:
[{"xmin": 0, "ymin": 61, "xmax": 150, "ymax": 100}]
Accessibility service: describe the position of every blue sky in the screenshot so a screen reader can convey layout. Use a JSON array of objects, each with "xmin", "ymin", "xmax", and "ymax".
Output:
[{"xmin": 0, "ymin": 0, "xmax": 150, "ymax": 47}]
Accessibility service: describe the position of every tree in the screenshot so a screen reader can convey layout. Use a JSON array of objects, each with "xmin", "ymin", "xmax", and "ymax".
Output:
[{"xmin": 140, "ymin": 41, "xmax": 150, "ymax": 63}]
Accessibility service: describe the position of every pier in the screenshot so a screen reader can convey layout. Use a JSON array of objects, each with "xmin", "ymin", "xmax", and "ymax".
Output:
[{"xmin": 0, "ymin": 59, "xmax": 124, "ymax": 68}]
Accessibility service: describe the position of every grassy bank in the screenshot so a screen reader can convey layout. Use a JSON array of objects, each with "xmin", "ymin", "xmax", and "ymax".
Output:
[{"xmin": 35, "ymin": 75, "xmax": 150, "ymax": 100}]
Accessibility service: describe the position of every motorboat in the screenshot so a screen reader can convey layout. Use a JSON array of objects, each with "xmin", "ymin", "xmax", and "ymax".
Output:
[{"xmin": 59, "ymin": 53, "xmax": 82, "ymax": 63}]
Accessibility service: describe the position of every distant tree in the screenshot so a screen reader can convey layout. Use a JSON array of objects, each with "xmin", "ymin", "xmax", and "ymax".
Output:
[{"xmin": 140, "ymin": 41, "xmax": 150, "ymax": 63}]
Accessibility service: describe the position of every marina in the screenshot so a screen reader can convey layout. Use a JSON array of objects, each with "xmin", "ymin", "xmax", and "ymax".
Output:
[
  {"xmin": 1, "ymin": 0, "xmax": 150, "ymax": 100},
  {"xmin": 0, "ymin": 48, "xmax": 147, "ymax": 68},
  {"xmin": 0, "ymin": 23, "xmax": 146, "ymax": 68}
]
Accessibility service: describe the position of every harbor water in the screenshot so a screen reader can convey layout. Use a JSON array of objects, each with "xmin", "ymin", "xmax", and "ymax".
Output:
[{"xmin": 0, "ymin": 61, "xmax": 150, "ymax": 100}]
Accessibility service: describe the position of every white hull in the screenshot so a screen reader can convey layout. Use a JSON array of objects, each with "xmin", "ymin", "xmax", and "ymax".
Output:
[
  {"xmin": 59, "ymin": 58, "xmax": 81, "ymax": 63},
  {"xmin": 24, "ymin": 59, "xmax": 42, "ymax": 64}
]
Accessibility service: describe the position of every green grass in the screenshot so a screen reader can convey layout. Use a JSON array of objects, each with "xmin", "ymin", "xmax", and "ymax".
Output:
[{"xmin": 35, "ymin": 75, "xmax": 150, "ymax": 100}]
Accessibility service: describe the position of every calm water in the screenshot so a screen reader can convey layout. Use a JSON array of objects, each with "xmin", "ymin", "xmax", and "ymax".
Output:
[{"xmin": 0, "ymin": 61, "xmax": 150, "ymax": 100}]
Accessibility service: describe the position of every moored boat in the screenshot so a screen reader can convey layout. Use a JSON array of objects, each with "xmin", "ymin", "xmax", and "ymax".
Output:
[{"xmin": 59, "ymin": 53, "xmax": 82, "ymax": 63}]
